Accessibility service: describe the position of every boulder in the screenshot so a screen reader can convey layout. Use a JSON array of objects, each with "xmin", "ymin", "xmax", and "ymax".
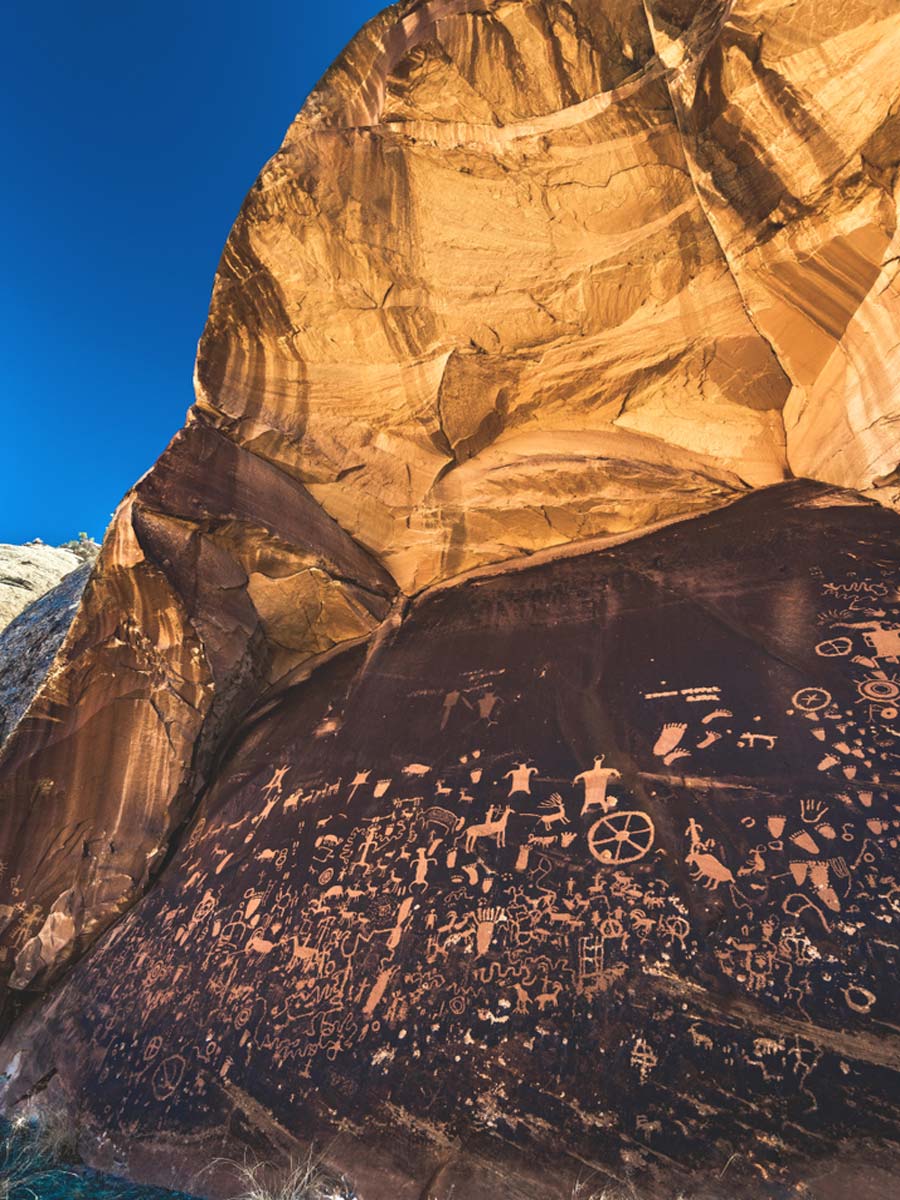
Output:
[{"xmin": 0, "ymin": 543, "xmax": 82, "ymax": 632}]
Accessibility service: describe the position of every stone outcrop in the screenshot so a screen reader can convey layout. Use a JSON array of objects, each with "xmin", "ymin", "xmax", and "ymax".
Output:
[
  {"xmin": 0, "ymin": 543, "xmax": 84, "ymax": 632},
  {"xmin": 0, "ymin": 563, "xmax": 92, "ymax": 746},
  {"xmin": 0, "ymin": 426, "xmax": 395, "ymax": 995},
  {"xmin": 0, "ymin": 1, "xmax": 899, "ymax": 1195}
]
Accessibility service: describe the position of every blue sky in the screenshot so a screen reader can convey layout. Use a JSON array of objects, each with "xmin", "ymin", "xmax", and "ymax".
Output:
[{"xmin": 3, "ymin": 1, "xmax": 380, "ymax": 544}]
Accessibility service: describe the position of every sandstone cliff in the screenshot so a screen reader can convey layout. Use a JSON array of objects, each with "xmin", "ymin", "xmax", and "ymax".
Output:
[
  {"xmin": 5, "ymin": 0, "xmax": 899, "ymax": 999},
  {"xmin": 0, "ymin": 2, "xmax": 899, "ymax": 1196}
]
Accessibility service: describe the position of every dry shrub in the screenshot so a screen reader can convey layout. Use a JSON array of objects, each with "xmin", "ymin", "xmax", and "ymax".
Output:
[{"xmin": 223, "ymin": 1148, "xmax": 355, "ymax": 1200}]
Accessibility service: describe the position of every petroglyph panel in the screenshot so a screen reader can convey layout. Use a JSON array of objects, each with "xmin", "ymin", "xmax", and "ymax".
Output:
[{"xmin": 2, "ymin": 483, "xmax": 899, "ymax": 1198}]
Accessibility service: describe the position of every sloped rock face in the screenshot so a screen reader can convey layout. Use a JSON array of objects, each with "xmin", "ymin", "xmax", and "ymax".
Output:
[
  {"xmin": 0, "ymin": 426, "xmax": 395, "ymax": 995},
  {"xmin": 2, "ymin": 483, "xmax": 899, "ymax": 1198},
  {"xmin": 1, "ymin": 0, "xmax": 900, "ymax": 1195},
  {"xmin": 0, "ymin": 563, "xmax": 92, "ymax": 745},
  {"xmin": 0, "ymin": 543, "xmax": 83, "ymax": 632}
]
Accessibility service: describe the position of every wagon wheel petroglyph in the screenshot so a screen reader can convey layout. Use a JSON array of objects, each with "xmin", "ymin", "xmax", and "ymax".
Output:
[
  {"xmin": 792, "ymin": 687, "xmax": 833, "ymax": 713},
  {"xmin": 588, "ymin": 812, "xmax": 655, "ymax": 865},
  {"xmin": 815, "ymin": 637, "xmax": 853, "ymax": 658}
]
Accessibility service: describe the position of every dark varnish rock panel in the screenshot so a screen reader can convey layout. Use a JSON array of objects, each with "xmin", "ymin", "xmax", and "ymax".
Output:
[{"xmin": 1, "ymin": 482, "xmax": 898, "ymax": 1199}]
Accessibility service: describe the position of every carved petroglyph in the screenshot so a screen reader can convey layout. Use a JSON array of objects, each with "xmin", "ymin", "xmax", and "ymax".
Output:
[
  {"xmin": 504, "ymin": 763, "xmax": 538, "ymax": 796},
  {"xmin": 588, "ymin": 813, "xmax": 655, "ymax": 866},
  {"xmin": 11, "ymin": 502, "xmax": 900, "ymax": 1192},
  {"xmin": 574, "ymin": 758, "xmax": 621, "ymax": 815},
  {"xmin": 464, "ymin": 806, "xmax": 512, "ymax": 853},
  {"xmin": 685, "ymin": 821, "xmax": 735, "ymax": 890}
]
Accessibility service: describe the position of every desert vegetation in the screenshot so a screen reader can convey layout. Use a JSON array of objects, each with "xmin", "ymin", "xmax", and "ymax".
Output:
[
  {"xmin": 220, "ymin": 1151, "xmax": 355, "ymax": 1200},
  {"xmin": 0, "ymin": 1112, "xmax": 194, "ymax": 1199}
]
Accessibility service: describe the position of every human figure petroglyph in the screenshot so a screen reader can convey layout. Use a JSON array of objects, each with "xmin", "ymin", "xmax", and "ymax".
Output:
[
  {"xmin": 412, "ymin": 846, "xmax": 436, "ymax": 889},
  {"xmin": 504, "ymin": 762, "xmax": 537, "ymax": 795},
  {"xmin": 631, "ymin": 1037, "xmax": 657, "ymax": 1082},
  {"xmin": 574, "ymin": 757, "xmax": 621, "ymax": 814},
  {"xmin": 353, "ymin": 825, "xmax": 379, "ymax": 871},
  {"xmin": 830, "ymin": 621, "xmax": 900, "ymax": 661}
]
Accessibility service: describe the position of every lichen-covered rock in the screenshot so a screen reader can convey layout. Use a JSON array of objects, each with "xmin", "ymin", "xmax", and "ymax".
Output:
[
  {"xmin": 0, "ymin": 544, "xmax": 82, "ymax": 632},
  {"xmin": 0, "ymin": 563, "xmax": 91, "ymax": 746}
]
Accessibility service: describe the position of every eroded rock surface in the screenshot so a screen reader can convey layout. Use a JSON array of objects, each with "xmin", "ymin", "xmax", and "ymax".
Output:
[
  {"xmin": 3, "ymin": 0, "xmax": 899, "ymax": 1001},
  {"xmin": 0, "ymin": 563, "xmax": 91, "ymax": 746},
  {"xmin": 0, "ymin": 543, "xmax": 83, "ymax": 632},
  {"xmin": 1, "ymin": 1, "xmax": 900, "ymax": 1195},
  {"xmin": 2, "ymin": 483, "xmax": 898, "ymax": 1199},
  {"xmin": 0, "ymin": 426, "xmax": 395, "ymax": 994}
]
